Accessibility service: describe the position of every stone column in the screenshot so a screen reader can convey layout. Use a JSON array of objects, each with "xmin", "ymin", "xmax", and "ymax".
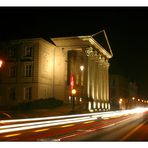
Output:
[
  {"xmin": 106, "ymin": 60, "xmax": 110, "ymax": 109},
  {"xmin": 95, "ymin": 58, "xmax": 99, "ymax": 101},
  {"xmin": 106, "ymin": 59, "xmax": 110, "ymax": 102},
  {"xmin": 98, "ymin": 57, "xmax": 101, "ymax": 102},
  {"xmin": 102, "ymin": 58, "xmax": 106, "ymax": 102},
  {"xmin": 103, "ymin": 59, "xmax": 110, "ymax": 109},
  {"xmin": 91, "ymin": 57, "xmax": 95, "ymax": 100},
  {"xmin": 87, "ymin": 57, "xmax": 91, "ymax": 99},
  {"xmin": 98, "ymin": 55, "xmax": 104, "ymax": 108}
]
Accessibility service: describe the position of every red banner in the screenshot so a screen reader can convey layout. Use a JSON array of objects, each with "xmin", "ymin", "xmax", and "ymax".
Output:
[{"xmin": 70, "ymin": 74, "xmax": 74, "ymax": 93}]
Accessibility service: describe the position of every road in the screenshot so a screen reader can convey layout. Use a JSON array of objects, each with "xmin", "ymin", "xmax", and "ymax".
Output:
[{"xmin": 0, "ymin": 108, "xmax": 148, "ymax": 141}]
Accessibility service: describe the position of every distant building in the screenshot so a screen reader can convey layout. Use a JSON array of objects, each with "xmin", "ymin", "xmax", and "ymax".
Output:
[
  {"xmin": 109, "ymin": 74, "xmax": 138, "ymax": 110},
  {"xmin": 0, "ymin": 30, "xmax": 113, "ymax": 111}
]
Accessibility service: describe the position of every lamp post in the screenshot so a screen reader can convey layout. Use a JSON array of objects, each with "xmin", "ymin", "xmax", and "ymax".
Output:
[
  {"xmin": 119, "ymin": 98, "xmax": 123, "ymax": 110},
  {"xmin": 72, "ymin": 89, "xmax": 76, "ymax": 112},
  {"xmin": 132, "ymin": 97, "xmax": 135, "ymax": 108},
  {"xmin": 80, "ymin": 65, "xmax": 84, "ymax": 102}
]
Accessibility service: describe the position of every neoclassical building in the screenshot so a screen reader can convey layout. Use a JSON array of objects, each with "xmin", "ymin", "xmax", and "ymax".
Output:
[{"xmin": 0, "ymin": 30, "xmax": 113, "ymax": 111}]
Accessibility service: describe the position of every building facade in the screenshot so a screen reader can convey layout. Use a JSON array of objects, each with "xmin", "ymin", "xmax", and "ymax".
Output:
[{"xmin": 0, "ymin": 30, "xmax": 113, "ymax": 111}]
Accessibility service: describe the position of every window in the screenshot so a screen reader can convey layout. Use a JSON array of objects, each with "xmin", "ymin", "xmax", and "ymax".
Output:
[
  {"xmin": 24, "ymin": 87, "xmax": 32, "ymax": 100},
  {"xmin": 9, "ymin": 66, "xmax": 16, "ymax": 77},
  {"xmin": 24, "ymin": 64, "xmax": 32, "ymax": 77},
  {"xmin": 8, "ymin": 47, "xmax": 16, "ymax": 57},
  {"xmin": 24, "ymin": 46, "xmax": 33, "ymax": 57},
  {"xmin": 9, "ymin": 88, "xmax": 16, "ymax": 101}
]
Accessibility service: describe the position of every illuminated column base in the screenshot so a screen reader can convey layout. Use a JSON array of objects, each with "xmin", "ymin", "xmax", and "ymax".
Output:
[
  {"xmin": 88, "ymin": 101, "xmax": 110, "ymax": 112},
  {"xmin": 97, "ymin": 102, "xmax": 101, "ymax": 110},
  {"xmin": 93, "ymin": 101, "xmax": 98, "ymax": 111},
  {"xmin": 88, "ymin": 101, "xmax": 94, "ymax": 112},
  {"xmin": 108, "ymin": 103, "xmax": 111, "ymax": 110}
]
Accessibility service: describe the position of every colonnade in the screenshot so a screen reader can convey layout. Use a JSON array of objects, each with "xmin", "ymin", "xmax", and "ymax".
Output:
[{"xmin": 87, "ymin": 54, "xmax": 110, "ymax": 111}]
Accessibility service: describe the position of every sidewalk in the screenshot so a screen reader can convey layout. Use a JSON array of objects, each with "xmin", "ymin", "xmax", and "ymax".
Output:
[
  {"xmin": 31, "ymin": 104, "xmax": 73, "ymax": 117},
  {"xmin": 13, "ymin": 104, "xmax": 87, "ymax": 118}
]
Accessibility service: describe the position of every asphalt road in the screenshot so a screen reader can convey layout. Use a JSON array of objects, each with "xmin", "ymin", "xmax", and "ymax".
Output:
[
  {"xmin": 70, "ymin": 112, "xmax": 148, "ymax": 141},
  {"xmin": 0, "ymin": 110, "xmax": 148, "ymax": 141}
]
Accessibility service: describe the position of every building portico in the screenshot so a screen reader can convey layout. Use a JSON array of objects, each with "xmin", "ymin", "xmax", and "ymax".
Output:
[{"xmin": 51, "ymin": 30, "xmax": 113, "ymax": 111}]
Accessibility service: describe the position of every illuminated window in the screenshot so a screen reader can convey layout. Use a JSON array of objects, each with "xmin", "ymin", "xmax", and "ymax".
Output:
[
  {"xmin": 9, "ymin": 66, "xmax": 16, "ymax": 77},
  {"xmin": 24, "ymin": 87, "xmax": 32, "ymax": 100},
  {"xmin": 24, "ymin": 64, "xmax": 32, "ymax": 77}
]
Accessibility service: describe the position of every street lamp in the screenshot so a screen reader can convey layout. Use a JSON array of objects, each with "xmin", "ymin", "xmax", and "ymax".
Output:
[
  {"xmin": 0, "ymin": 60, "xmax": 3, "ymax": 68},
  {"xmin": 119, "ymin": 98, "xmax": 123, "ymax": 110},
  {"xmin": 132, "ymin": 97, "xmax": 135, "ymax": 108},
  {"xmin": 80, "ymin": 65, "xmax": 84, "ymax": 95},
  {"xmin": 80, "ymin": 65, "xmax": 84, "ymax": 71},
  {"xmin": 71, "ymin": 89, "xmax": 76, "ymax": 112}
]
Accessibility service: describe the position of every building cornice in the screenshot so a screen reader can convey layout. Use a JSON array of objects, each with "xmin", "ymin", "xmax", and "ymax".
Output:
[{"xmin": 51, "ymin": 30, "xmax": 113, "ymax": 59}]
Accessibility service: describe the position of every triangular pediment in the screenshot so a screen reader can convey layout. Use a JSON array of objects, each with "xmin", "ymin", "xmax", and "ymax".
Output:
[
  {"xmin": 92, "ymin": 30, "xmax": 113, "ymax": 56},
  {"xmin": 51, "ymin": 30, "xmax": 113, "ymax": 59}
]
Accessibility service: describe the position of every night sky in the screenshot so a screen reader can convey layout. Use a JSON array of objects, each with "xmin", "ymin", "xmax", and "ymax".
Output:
[{"xmin": 0, "ymin": 7, "xmax": 148, "ymax": 97}]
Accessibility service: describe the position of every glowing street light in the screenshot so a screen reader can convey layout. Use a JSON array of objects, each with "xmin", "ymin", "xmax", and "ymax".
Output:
[
  {"xmin": 72, "ymin": 89, "xmax": 76, "ymax": 95},
  {"xmin": 0, "ymin": 60, "xmax": 3, "ymax": 68},
  {"xmin": 119, "ymin": 98, "xmax": 123, "ymax": 110},
  {"xmin": 132, "ymin": 97, "xmax": 135, "ymax": 100},
  {"xmin": 119, "ymin": 98, "xmax": 123, "ymax": 104},
  {"xmin": 80, "ymin": 65, "xmax": 84, "ymax": 71}
]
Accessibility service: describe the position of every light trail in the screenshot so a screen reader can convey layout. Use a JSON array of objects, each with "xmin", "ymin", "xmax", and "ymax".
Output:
[
  {"xmin": 3, "ymin": 133, "xmax": 21, "ymax": 138},
  {"xmin": 34, "ymin": 128, "xmax": 50, "ymax": 133},
  {"xmin": 61, "ymin": 124, "xmax": 75, "ymax": 128},
  {"xmin": 0, "ymin": 116, "xmax": 97, "ymax": 134},
  {"xmin": 0, "ymin": 111, "xmax": 110, "ymax": 124},
  {"xmin": 0, "ymin": 116, "xmax": 91, "ymax": 130},
  {"xmin": 0, "ymin": 107, "xmax": 147, "ymax": 135}
]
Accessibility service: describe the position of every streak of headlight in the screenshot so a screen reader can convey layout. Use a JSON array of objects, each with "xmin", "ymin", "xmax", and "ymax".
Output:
[
  {"xmin": 101, "ymin": 107, "xmax": 148, "ymax": 119},
  {"xmin": 34, "ymin": 128, "xmax": 49, "ymax": 132},
  {"xmin": 0, "ymin": 111, "xmax": 111, "ymax": 124},
  {"xmin": 0, "ymin": 117, "xmax": 97, "ymax": 134},
  {"xmin": 3, "ymin": 133, "xmax": 21, "ymax": 138},
  {"xmin": 0, "ymin": 116, "xmax": 91, "ymax": 130},
  {"xmin": 1, "ymin": 107, "xmax": 148, "ymax": 126}
]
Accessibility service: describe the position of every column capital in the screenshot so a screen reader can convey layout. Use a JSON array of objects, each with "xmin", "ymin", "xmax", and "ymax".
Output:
[
  {"xmin": 98, "ymin": 55, "xmax": 105, "ymax": 65},
  {"xmin": 104, "ymin": 59, "xmax": 110, "ymax": 69},
  {"xmin": 85, "ymin": 47, "xmax": 98, "ymax": 57}
]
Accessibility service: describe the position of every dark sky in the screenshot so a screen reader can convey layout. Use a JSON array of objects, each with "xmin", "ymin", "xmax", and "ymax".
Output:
[{"xmin": 0, "ymin": 7, "xmax": 148, "ymax": 97}]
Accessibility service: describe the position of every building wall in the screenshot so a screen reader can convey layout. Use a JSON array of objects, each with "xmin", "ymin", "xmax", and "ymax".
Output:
[
  {"xmin": 0, "ymin": 38, "xmax": 40, "ymax": 107},
  {"xmin": 38, "ymin": 39, "xmax": 55, "ymax": 99},
  {"xmin": 38, "ymin": 41, "xmax": 67, "ymax": 101},
  {"xmin": 0, "ymin": 36, "xmax": 112, "ymax": 111}
]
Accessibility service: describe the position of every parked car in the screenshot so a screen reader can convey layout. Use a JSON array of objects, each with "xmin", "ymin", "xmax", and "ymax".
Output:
[{"xmin": 0, "ymin": 112, "xmax": 12, "ymax": 119}]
